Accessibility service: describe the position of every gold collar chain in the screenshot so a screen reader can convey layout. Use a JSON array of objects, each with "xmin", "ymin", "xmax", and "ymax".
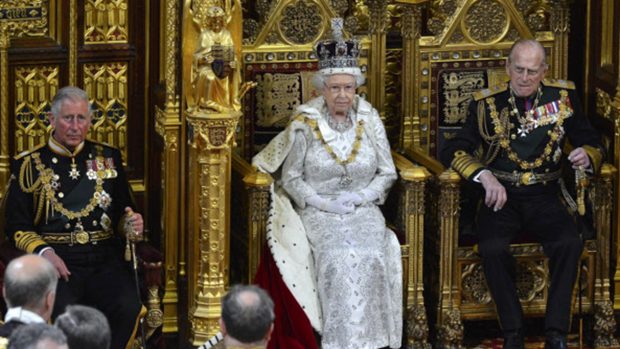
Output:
[
  {"xmin": 307, "ymin": 117, "xmax": 365, "ymax": 166},
  {"xmin": 487, "ymin": 90, "xmax": 569, "ymax": 170},
  {"xmin": 31, "ymin": 152, "xmax": 105, "ymax": 220}
]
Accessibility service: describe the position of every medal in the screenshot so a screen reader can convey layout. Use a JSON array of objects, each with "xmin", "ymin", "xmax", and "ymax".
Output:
[
  {"xmin": 69, "ymin": 158, "xmax": 80, "ymax": 180},
  {"xmin": 74, "ymin": 220, "xmax": 89, "ymax": 244}
]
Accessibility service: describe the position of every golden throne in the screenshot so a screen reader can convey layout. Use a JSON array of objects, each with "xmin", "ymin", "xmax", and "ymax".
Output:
[
  {"xmin": 397, "ymin": 1, "xmax": 619, "ymax": 348},
  {"xmin": 229, "ymin": 1, "xmax": 431, "ymax": 347}
]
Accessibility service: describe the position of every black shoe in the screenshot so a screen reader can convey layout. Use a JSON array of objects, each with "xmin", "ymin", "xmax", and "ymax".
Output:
[
  {"xmin": 503, "ymin": 329, "xmax": 524, "ymax": 349},
  {"xmin": 544, "ymin": 332, "xmax": 567, "ymax": 349}
]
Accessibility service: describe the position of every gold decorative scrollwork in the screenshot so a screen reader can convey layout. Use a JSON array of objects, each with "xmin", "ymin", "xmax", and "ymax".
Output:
[
  {"xmin": 0, "ymin": 0, "xmax": 48, "ymax": 37},
  {"xmin": 13, "ymin": 65, "xmax": 59, "ymax": 153},
  {"xmin": 426, "ymin": 0, "xmax": 459, "ymax": 36},
  {"xmin": 84, "ymin": 0, "xmax": 129, "ymax": 44},
  {"xmin": 550, "ymin": 2, "xmax": 569, "ymax": 34},
  {"xmin": 514, "ymin": 260, "xmax": 546, "ymax": 302},
  {"xmin": 436, "ymin": 308, "xmax": 464, "ymax": 349},
  {"xmin": 255, "ymin": 73, "xmax": 302, "ymax": 128},
  {"xmin": 593, "ymin": 301, "xmax": 620, "ymax": 347},
  {"xmin": 596, "ymin": 88, "xmax": 613, "ymax": 120},
  {"xmin": 329, "ymin": 0, "xmax": 349, "ymax": 16},
  {"xmin": 83, "ymin": 62, "xmax": 129, "ymax": 160},
  {"xmin": 406, "ymin": 304, "xmax": 431, "ymax": 349},
  {"xmin": 278, "ymin": 1, "xmax": 323, "ymax": 45},
  {"xmin": 526, "ymin": 7, "xmax": 547, "ymax": 31},
  {"xmin": 461, "ymin": 263, "xmax": 492, "ymax": 305},
  {"xmin": 447, "ymin": 28, "xmax": 464, "ymax": 44},
  {"xmin": 463, "ymin": 0, "xmax": 508, "ymax": 44},
  {"xmin": 441, "ymin": 71, "xmax": 485, "ymax": 125}
]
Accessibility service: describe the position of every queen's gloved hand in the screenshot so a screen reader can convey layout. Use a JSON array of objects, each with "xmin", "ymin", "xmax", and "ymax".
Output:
[
  {"xmin": 306, "ymin": 194, "xmax": 355, "ymax": 215},
  {"xmin": 336, "ymin": 192, "xmax": 364, "ymax": 206}
]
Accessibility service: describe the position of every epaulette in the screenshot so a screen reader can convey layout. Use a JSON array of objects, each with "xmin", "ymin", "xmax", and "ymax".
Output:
[
  {"xmin": 472, "ymin": 84, "xmax": 508, "ymax": 101},
  {"xmin": 88, "ymin": 139, "xmax": 118, "ymax": 150},
  {"xmin": 542, "ymin": 78, "xmax": 575, "ymax": 89},
  {"xmin": 13, "ymin": 143, "xmax": 46, "ymax": 161}
]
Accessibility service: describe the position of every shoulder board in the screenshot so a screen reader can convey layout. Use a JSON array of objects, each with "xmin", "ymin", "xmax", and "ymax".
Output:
[
  {"xmin": 88, "ymin": 139, "xmax": 119, "ymax": 150},
  {"xmin": 14, "ymin": 143, "xmax": 46, "ymax": 160},
  {"xmin": 542, "ymin": 78, "xmax": 575, "ymax": 90},
  {"xmin": 473, "ymin": 84, "xmax": 508, "ymax": 101}
]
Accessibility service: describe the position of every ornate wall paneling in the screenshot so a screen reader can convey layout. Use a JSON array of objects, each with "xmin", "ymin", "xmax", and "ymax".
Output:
[
  {"xmin": 588, "ymin": 0, "xmax": 620, "ymax": 314},
  {"xmin": 0, "ymin": 0, "xmax": 55, "ymax": 196}
]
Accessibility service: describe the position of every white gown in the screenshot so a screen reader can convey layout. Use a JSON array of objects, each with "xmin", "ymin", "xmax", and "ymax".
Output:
[{"xmin": 278, "ymin": 97, "xmax": 403, "ymax": 349}]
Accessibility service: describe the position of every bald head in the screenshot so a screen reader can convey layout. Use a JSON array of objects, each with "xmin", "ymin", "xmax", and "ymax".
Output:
[
  {"xmin": 4, "ymin": 254, "xmax": 58, "ymax": 312},
  {"xmin": 221, "ymin": 285, "xmax": 274, "ymax": 344},
  {"xmin": 508, "ymin": 39, "xmax": 547, "ymax": 66}
]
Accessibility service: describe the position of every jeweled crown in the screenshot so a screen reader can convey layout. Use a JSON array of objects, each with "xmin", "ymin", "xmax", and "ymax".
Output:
[{"xmin": 315, "ymin": 18, "xmax": 360, "ymax": 70}]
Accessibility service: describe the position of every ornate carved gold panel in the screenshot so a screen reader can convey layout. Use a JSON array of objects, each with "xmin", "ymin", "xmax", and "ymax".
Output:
[
  {"xmin": 84, "ymin": 0, "xmax": 129, "ymax": 44},
  {"xmin": 83, "ymin": 61, "xmax": 129, "ymax": 162},
  {"xmin": 13, "ymin": 65, "xmax": 58, "ymax": 153}
]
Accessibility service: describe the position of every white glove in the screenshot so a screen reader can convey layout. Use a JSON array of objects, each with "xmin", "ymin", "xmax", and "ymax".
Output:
[
  {"xmin": 337, "ymin": 192, "xmax": 364, "ymax": 206},
  {"xmin": 359, "ymin": 189, "xmax": 381, "ymax": 203},
  {"xmin": 306, "ymin": 194, "xmax": 354, "ymax": 215}
]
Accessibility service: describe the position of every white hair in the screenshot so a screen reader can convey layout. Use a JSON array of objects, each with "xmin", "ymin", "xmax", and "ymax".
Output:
[{"xmin": 311, "ymin": 67, "xmax": 365, "ymax": 90}]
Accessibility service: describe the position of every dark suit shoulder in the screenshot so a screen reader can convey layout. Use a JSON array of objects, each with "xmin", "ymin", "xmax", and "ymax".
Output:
[
  {"xmin": 472, "ymin": 84, "xmax": 508, "ymax": 101},
  {"xmin": 0, "ymin": 320, "xmax": 25, "ymax": 338},
  {"xmin": 542, "ymin": 78, "xmax": 575, "ymax": 90},
  {"xmin": 87, "ymin": 139, "xmax": 120, "ymax": 151},
  {"xmin": 13, "ymin": 143, "xmax": 46, "ymax": 161},
  {"xmin": 86, "ymin": 140, "xmax": 122, "ymax": 158}
]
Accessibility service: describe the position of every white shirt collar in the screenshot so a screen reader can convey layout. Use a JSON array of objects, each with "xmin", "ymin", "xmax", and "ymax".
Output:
[{"xmin": 4, "ymin": 307, "xmax": 46, "ymax": 324}]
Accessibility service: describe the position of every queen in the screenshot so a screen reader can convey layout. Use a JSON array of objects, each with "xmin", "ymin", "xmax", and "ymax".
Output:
[{"xmin": 253, "ymin": 18, "xmax": 403, "ymax": 349}]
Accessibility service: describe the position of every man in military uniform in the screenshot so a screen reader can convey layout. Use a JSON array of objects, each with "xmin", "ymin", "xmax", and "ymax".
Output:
[
  {"xmin": 4, "ymin": 86, "xmax": 144, "ymax": 349},
  {"xmin": 441, "ymin": 39, "xmax": 604, "ymax": 349}
]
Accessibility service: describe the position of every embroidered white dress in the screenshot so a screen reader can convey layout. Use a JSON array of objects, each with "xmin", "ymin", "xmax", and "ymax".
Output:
[{"xmin": 257, "ymin": 96, "xmax": 402, "ymax": 349}]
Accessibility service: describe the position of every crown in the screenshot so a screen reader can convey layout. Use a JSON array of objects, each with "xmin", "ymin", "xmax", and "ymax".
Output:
[{"xmin": 315, "ymin": 18, "xmax": 360, "ymax": 70}]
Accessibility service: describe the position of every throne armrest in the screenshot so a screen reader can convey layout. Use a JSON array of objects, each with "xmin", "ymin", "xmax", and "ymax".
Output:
[
  {"xmin": 390, "ymin": 151, "xmax": 433, "ymax": 346},
  {"xmin": 232, "ymin": 153, "xmax": 273, "ymax": 281}
]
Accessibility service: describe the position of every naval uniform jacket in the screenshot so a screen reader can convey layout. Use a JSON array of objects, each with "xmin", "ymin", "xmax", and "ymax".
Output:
[
  {"xmin": 441, "ymin": 79, "xmax": 604, "ymax": 188},
  {"xmin": 5, "ymin": 138, "xmax": 135, "ymax": 257},
  {"xmin": 4, "ymin": 138, "xmax": 142, "ymax": 349}
]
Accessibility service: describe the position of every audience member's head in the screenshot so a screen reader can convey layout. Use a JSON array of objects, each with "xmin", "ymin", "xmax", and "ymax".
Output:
[
  {"xmin": 8, "ymin": 323, "xmax": 68, "ymax": 349},
  {"xmin": 220, "ymin": 285, "xmax": 274, "ymax": 348},
  {"xmin": 3, "ymin": 254, "xmax": 58, "ymax": 321},
  {"xmin": 54, "ymin": 305, "xmax": 111, "ymax": 349}
]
